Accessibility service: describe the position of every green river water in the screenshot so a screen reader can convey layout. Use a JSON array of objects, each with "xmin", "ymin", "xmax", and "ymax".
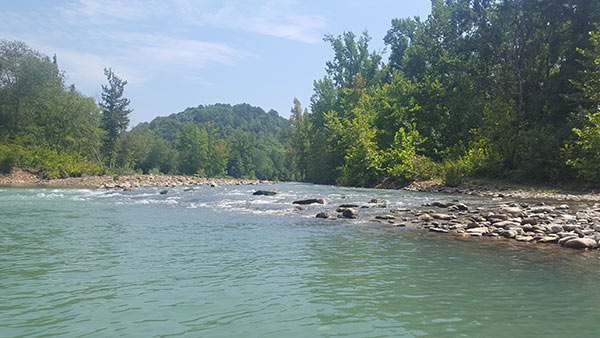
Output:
[{"xmin": 1, "ymin": 183, "xmax": 599, "ymax": 337}]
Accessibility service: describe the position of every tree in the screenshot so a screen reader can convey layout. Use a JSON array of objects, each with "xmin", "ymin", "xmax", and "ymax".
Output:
[
  {"xmin": 289, "ymin": 98, "xmax": 310, "ymax": 180},
  {"xmin": 567, "ymin": 30, "xmax": 600, "ymax": 182},
  {"xmin": 99, "ymin": 68, "xmax": 132, "ymax": 166}
]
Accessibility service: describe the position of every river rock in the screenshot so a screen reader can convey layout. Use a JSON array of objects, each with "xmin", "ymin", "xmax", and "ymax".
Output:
[
  {"xmin": 560, "ymin": 214, "xmax": 577, "ymax": 223},
  {"xmin": 432, "ymin": 213, "xmax": 453, "ymax": 220},
  {"xmin": 558, "ymin": 235, "xmax": 579, "ymax": 246},
  {"xmin": 487, "ymin": 213, "xmax": 509, "ymax": 221},
  {"xmin": 467, "ymin": 227, "xmax": 489, "ymax": 235},
  {"xmin": 501, "ymin": 206, "xmax": 523, "ymax": 216},
  {"xmin": 159, "ymin": 189, "xmax": 169, "ymax": 195},
  {"xmin": 530, "ymin": 206, "xmax": 555, "ymax": 213},
  {"xmin": 390, "ymin": 208, "xmax": 411, "ymax": 213},
  {"xmin": 339, "ymin": 204, "xmax": 359, "ymax": 208},
  {"xmin": 428, "ymin": 201, "xmax": 456, "ymax": 208},
  {"xmin": 430, "ymin": 228, "xmax": 449, "ymax": 233},
  {"xmin": 448, "ymin": 203, "xmax": 468, "ymax": 211},
  {"xmin": 500, "ymin": 229, "xmax": 518, "ymax": 238},
  {"xmin": 521, "ymin": 217, "xmax": 539, "ymax": 225},
  {"xmin": 316, "ymin": 211, "xmax": 332, "ymax": 219},
  {"xmin": 548, "ymin": 224, "xmax": 564, "ymax": 234},
  {"xmin": 562, "ymin": 224, "xmax": 580, "ymax": 232},
  {"xmin": 342, "ymin": 208, "xmax": 358, "ymax": 219},
  {"xmin": 253, "ymin": 190, "xmax": 278, "ymax": 196},
  {"xmin": 494, "ymin": 220, "xmax": 521, "ymax": 229},
  {"xmin": 515, "ymin": 235, "xmax": 534, "ymax": 242},
  {"xmin": 376, "ymin": 215, "xmax": 395, "ymax": 220},
  {"xmin": 418, "ymin": 214, "xmax": 434, "ymax": 222},
  {"xmin": 293, "ymin": 198, "xmax": 325, "ymax": 205},
  {"xmin": 538, "ymin": 235, "xmax": 559, "ymax": 243},
  {"xmin": 563, "ymin": 237, "xmax": 598, "ymax": 249}
]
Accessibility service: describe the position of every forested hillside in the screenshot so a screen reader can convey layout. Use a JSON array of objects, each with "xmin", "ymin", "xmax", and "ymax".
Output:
[
  {"xmin": 290, "ymin": 0, "xmax": 600, "ymax": 187},
  {"xmin": 3, "ymin": 0, "xmax": 600, "ymax": 188},
  {"xmin": 126, "ymin": 104, "xmax": 297, "ymax": 180}
]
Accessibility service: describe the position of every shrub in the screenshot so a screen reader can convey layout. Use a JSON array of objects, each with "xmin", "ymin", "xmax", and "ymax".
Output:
[
  {"xmin": 441, "ymin": 159, "xmax": 468, "ymax": 187},
  {"xmin": 0, "ymin": 143, "xmax": 104, "ymax": 178}
]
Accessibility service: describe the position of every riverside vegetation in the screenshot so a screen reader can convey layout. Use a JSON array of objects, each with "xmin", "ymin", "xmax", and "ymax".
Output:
[{"xmin": 2, "ymin": 2, "xmax": 600, "ymax": 188}]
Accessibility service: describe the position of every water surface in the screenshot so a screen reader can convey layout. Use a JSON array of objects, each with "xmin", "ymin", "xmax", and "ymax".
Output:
[{"xmin": 1, "ymin": 183, "xmax": 599, "ymax": 337}]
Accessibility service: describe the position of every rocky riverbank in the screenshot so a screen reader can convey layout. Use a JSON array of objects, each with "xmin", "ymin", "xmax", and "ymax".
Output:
[
  {"xmin": 309, "ymin": 196, "xmax": 600, "ymax": 251},
  {"xmin": 403, "ymin": 180, "xmax": 600, "ymax": 202},
  {"xmin": 0, "ymin": 168, "xmax": 266, "ymax": 188}
]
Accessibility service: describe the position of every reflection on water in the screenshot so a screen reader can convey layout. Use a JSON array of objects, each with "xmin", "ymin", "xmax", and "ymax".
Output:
[{"xmin": 1, "ymin": 184, "xmax": 600, "ymax": 337}]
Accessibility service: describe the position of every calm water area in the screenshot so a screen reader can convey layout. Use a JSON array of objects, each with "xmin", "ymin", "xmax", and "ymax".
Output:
[{"xmin": 2, "ymin": 183, "xmax": 600, "ymax": 337}]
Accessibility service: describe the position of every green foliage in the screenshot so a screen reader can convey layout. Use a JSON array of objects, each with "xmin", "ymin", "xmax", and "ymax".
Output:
[
  {"xmin": 99, "ymin": 68, "xmax": 132, "ymax": 165},
  {"xmin": 0, "ymin": 40, "xmax": 106, "ymax": 176},
  {"xmin": 568, "ymin": 111, "xmax": 600, "ymax": 182},
  {"xmin": 0, "ymin": 143, "xmax": 103, "ymax": 179},
  {"xmin": 379, "ymin": 126, "xmax": 434, "ymax": 184},
  {"xmin": 565, "ymin": 30, "xmax": 600, "ymax": 184},
  {"xmin": 148, "ymin": 103, "xmax": 296, "ymax": 180},
  {"xmin": 441, "ymin": 159, "xmax": 468, "ymax": 187}
]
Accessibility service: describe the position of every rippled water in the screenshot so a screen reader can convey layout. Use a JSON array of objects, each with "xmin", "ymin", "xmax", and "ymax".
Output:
[{"xmin": 2, "ymin": 183, "xmax": 600, "ymax": 337}]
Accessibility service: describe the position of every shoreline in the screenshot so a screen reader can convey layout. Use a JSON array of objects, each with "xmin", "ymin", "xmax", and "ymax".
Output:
[
  {"xmin": 0, "ymin": 168, "xmax": 267, "ymax": 189},
  {"xmin": 402, "ymin": 180, "xmax": 600, "ymax": 202},
  {"xmin": 314, "ymin": 196, "xmax": 600, "ymax": 252}
]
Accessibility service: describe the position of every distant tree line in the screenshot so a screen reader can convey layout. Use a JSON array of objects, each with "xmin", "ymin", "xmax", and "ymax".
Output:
[
  {"xmin": 0, "ymin": 40, "xmax": 298, "ymax": 180},
  {"xmin": 290, "ymin": 0, "xmax": 600, "ymax": 187}
]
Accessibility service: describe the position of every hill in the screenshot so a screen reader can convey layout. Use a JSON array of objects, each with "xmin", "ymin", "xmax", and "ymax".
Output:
[{"xmin": 126, "ymin": 103, "xmax": 298, "ymax": 180}]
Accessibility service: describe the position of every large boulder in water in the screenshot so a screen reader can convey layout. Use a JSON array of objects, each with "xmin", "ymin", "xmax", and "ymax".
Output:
[
  {"xmin": 342, "ymin": 208, "xmax": 358, "ymax": 219},
  {"xmin": 293, "ymin": 198, "xmax": 324, "ymax": 205},
  {"xmin": 563, "ymin": 238, "xmax": 598, "ymax": 249}
]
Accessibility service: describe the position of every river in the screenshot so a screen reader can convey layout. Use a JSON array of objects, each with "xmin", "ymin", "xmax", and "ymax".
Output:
[{"xmin": 1, "ymin": 183, "xmax": 599, "ymax": 337}]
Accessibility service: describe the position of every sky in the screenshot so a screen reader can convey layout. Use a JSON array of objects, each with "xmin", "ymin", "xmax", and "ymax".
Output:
[{"xmin": 0, "ymin": 0, "xmax": 431, "ymax": 125}]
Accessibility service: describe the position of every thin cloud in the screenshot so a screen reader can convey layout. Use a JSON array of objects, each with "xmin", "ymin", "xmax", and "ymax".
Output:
[
  {"xmin": 200, "ymin": 2, "xmax": 326, "ymax": 43},
  {"xmin": 126, "ymin": 34, "xmax": 252, "ymax": 68},
  {"xmin": 58, "ymin": 0, "xmax": 170, "ymax": 24},
  {"xmin": 58, "ymin": 0, "xmax": 327, "ymax": 44}
]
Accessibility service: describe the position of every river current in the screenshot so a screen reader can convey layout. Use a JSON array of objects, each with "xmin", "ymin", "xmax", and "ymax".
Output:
[{"xmin": 1, "ymin": 183, "xmax": 599, "ymax": 337}]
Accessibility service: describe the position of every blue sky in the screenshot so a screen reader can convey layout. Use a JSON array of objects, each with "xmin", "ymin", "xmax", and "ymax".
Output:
[{"xmin": 1, "ymin": 0, "xmax": 431, "ymax": 125}]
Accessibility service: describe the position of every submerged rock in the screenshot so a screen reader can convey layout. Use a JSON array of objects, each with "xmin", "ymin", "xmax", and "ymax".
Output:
[
  {"xmin": 293, "ymin": 198, "xmax": 325, "ymax": 205},
  {"xmin": 253, "ymin": 190, "xmax": 278, "ymax": 196},
  {"xmin": 339, "ymin": 204, "xmax": 359, "ymax": 208}
]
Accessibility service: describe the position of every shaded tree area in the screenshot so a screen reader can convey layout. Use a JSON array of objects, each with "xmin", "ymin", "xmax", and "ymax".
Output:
[
  {"xmin": 0, "ymin": 40, "xmax": 104, "ymax": 177},
  {"xmin": 291, "ymin": 0, "xmax": 600, "ymax": 187}
]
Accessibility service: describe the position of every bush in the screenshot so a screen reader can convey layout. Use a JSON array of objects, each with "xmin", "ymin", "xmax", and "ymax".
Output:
[
  {"xmin": 0, "ymin": 147, "xmax": 16, "ymax": 173},
  {"xmin": 566, "ymin": 111, "xmax": 600, "ymax": 183},
  {"xmin": 0, "ymin": 143, "xmax": 104, "ymax": 178},
  {"xmin": 441, "ymin": 159, "xmax": 468, "ymax": 187}
]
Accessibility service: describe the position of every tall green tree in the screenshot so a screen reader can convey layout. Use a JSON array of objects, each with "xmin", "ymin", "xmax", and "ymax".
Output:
[
  {"xmin": 289, "ymin": 98, "xmax": 310, "ymax": 180},
  {"xmin": 99, "ymin": 68, "xmax": 132, "ymax": 166}
]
